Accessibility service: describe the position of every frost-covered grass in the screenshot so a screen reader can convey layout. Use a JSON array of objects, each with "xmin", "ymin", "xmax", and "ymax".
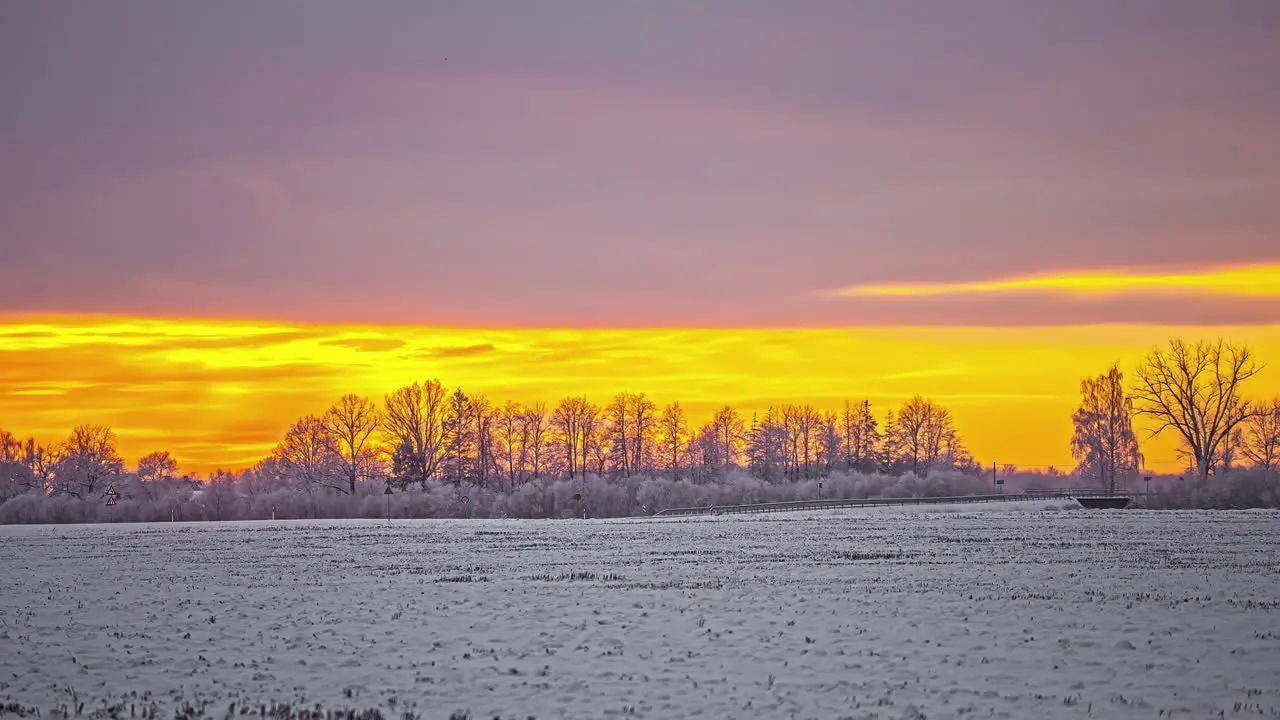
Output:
[{"xmin": 2, "ymin": 506, "xmax": 1279, "ymax": 719}]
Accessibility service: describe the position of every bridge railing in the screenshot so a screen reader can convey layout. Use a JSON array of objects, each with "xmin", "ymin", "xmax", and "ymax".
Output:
[
  {"xmin": 1021, "ymin": 487, "xmax": 1137, "ymax": 498},
  {"xmin": 650, "ymin": 487, "xmax": 1134, "ymax": 517}
]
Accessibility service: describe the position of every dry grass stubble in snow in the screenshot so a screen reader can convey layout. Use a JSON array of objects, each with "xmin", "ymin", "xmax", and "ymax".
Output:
[{"xmin": 2, "ymin": 507, "xmax": 1279, "ymax": 719}]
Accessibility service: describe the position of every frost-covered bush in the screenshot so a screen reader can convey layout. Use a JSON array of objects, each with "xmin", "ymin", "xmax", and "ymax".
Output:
[
  {"xmin": 6, "ymin": 464, "xmax": 1274, "ymax": 523},
  {"xmin": 1146, "ymin": 468, "xmax": 1280, "ymax": 509}
]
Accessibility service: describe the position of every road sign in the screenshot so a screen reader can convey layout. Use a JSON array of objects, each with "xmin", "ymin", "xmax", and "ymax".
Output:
[
  {"xmin": 818, "ymin": 482, "xmax": 823, "ymax": 489},
  {"xmin": 105, "ymin": 486, "xmax": 119, "ymax": 507},
  {"xmin": 106, "ymin": 486, "xmax": 118, "ymax": 497},
  {"xmin": 384, "ymin": 486, "xmax": 393, "ymax": 495},
  {"xmin": 459, "ymin": 495, "xmax": 469, "ymax": 504}
]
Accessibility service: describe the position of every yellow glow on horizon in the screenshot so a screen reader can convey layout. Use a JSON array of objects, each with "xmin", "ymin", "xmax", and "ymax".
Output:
[
  {"xmin": 3, "ymin": 314, "xmax": 1279, "ymax": 477},
  {"xmin": 828, "ymin": 262, "xmax": 1280, "ymax": 298}
]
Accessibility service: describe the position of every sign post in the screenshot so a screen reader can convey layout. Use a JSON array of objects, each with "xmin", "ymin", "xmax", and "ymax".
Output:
[{"xmin": 384, "ymin": 485, "xmax": 393, "ymax": 525}]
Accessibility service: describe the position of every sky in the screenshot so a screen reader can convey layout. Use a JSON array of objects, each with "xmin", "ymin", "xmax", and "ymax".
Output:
[{"xmin": 2, "ymin": 2, "xmax": 1279, "ymax": 474}]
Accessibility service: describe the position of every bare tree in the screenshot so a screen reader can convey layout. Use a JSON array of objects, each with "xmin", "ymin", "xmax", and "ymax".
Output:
[
  {"xmin": 524, "ymin": 401, "xmax": 550, "ymax": 479},
  {"xmin": 747, "ymin": 408, "xmax": 787, "ymax": 482},
  {"xmin": 1071, "ymin": 363, "xmax": 1144, "ymax": 492},
  {"xmin": 630, "ymin": 393, "xmax": 657, "ymax": 475},
  {"xmin": 843, "ymin": 400, "xmax": 881, "ymax": 472},
  {"xmin": 580, "ymin": 402, "xmax": 606, "ymax": 476},
  {"xmin": 472, "ymin": 393, "xmax": 496, "ymax": 485},
  {"xmin": 275, "ymin": 414, "xmax": 343, "ymax": 494},
  {"xmin": 137, "ymin": 451, "xmax": 178, "ymax": 483},
  {"xmin": 606, "ymin": 393, "xmax": 632, "ymax": 475},
  {"xmin": 880, "ymin": 409, "xmax": 899, "ymax": 471},
  {"xmin": 243, "ymin": 458, "xmax": 283, "ymax": 499},
  {"xmin": 0, "ymin": 429, "xmax": 33, "ymax": 501},
  {"xmin": 494, "ymin": 401, "xmax": 527, "ymax": 488},
  {"xmin": 21, "ymin": 437, "xmax": 54, "ymax": 492},
  {"xmin": 690, "ymin": 423, "xmax": 720, "ymax": 481},
  {"xmin": 890, "ymin": 396, "xmax": 963, "ymax": 475},
  {"xmin": 382, "ymin": 380, "xmax": 448, "ymax": 489},
  {"xmin": 795, "ymin": 405, "xmax": 821, "ymax": 479},
  {"xmin": 1131, "ymin": 338, "xmax": 1263, "ymax": 481},
  {"xmin": 552, "ymin": 397, "xmax": 593, "ymax": 479},
  {"xmin": 0, "ymin": 429, "xmax": 20, "ymax": 463},
  {"xmin": 136, "ymin": 450, "xmax": 178, "ymax": 501},
  {"xmin": 771, "ymin": 407, "xmax": 794, "ymax": 479},
  {"xmin": 657, "ymin": 402, "xmax": 688, "ymax": 475},
  {"xmin": 325, "ymin": 394, "xmax": 380, "ymax": 494},
  {"xmin": 818, "ymin": 410, "xmax": 841, "ymax": 474},
  {"xmin": 1241, "ymin": 399, "xmax": 1280, "ymax": 473},
  {"xmin": 710, "ymin": 405, "xmax": 746, "ymax": 473},
  {"xmin": 53, "ymin": 424, "xmax": 125, "ymax": 498},
  {"xmin": 204, "ymin": 470, "xmax": 241, "ymax": 520}
]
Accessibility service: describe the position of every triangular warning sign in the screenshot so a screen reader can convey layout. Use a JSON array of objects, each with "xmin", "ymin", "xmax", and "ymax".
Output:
[
  {"xmin": 106, "ymin": 486, "xmax": 119, "ymax": 496},
  {"xmin": 106, "ymin": 496, "xmax": 117, "ymax": 507}
]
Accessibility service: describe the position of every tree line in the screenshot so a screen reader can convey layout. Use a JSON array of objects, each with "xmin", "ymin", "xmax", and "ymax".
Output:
[
  {"xmin": 2, "ymin": 336, "xmax": 1278, "ymax": 521},
  {"xmin": 1069, "ymin": 338, "xmax": 1278, "ymax": 490},
  {"xmin": 1, "ymin": 390, "xmax": 973, "ymax": 503}
]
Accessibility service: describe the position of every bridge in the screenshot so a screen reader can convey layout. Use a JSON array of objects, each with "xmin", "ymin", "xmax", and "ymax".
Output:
[{"xmin": 650, "ymin": 487, "xmax": 1137, "ymax": 517}]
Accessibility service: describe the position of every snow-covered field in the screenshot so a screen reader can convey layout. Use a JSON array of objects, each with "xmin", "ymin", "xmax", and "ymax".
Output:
[{"xmin": 3, "ymin": 505, "xmax": 1279, "ymax": 719}]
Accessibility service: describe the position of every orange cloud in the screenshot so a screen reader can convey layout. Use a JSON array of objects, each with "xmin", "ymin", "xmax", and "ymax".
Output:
[
  {"xmin": 2, "ymin": 315, "xmax": 1278, "ymax": 476},
  {"xmin": 827, "ymin": 262, "xmax": 1280, "ymax": 299}
]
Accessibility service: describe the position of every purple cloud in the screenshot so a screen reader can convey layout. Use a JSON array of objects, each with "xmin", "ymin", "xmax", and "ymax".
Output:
[{"xmin": 2, "ymin": 1, "xmax": 1279, "ymax": 326}]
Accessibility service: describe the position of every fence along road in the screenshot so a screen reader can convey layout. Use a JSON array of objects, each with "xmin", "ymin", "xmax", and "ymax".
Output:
[{"xmin": 650, "ymin": 487, "xmax": 1135, "ymax": 517}]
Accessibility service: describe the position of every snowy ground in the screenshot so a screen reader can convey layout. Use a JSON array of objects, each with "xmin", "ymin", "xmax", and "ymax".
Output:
[{"xmin": 2, "ymin": 505, "xmax": 1279, "ymax": 719}]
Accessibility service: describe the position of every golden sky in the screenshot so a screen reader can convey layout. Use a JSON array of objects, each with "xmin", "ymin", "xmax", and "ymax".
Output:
[
  {"xmin": 5, "ymin": 6, "xmax": 1280, "ymax": 479},
  {"xmin": 3, "ymin": 314, "xmax": 1278, "ymax": 476}
]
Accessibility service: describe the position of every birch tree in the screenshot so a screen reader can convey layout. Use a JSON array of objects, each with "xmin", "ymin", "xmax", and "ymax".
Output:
[{"xmin": 1070, "ymin": 363, "xmax": 1143, "ymax": 492}]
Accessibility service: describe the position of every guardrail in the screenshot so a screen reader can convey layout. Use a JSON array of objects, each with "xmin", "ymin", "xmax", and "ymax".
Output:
[{"xmin": 650, "ymin": 487, "xmax": 1137, "ymax": 517}]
